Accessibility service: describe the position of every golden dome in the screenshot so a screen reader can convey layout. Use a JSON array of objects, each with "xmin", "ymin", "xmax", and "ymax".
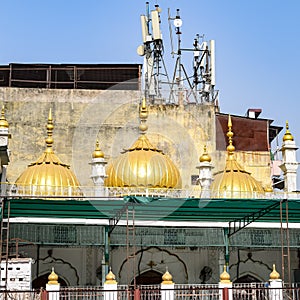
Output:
[
  {"xmin": 269, "ymin": 264, "xmax": 280, "ymax": 280},
  {"xmin": 283, "ymin": 121, "xmax": 294, "ymax": 142},
  {"xmin": 220, "ymin": 265, "xmax": 231, "ymax": 283},
  {"xmin": 162, "ymin": 269, "xmax": 173, "ymax": 284},
  {"xmin": 0, "ymin": 106, "xmax": 9, "ymax": 128},
  {"xmin": 199, "ymin": 145, "xmax": 211, "ymax": 162},
  {"xmin": 15, "ymin": 109, "xmax": 82, "ymax": 197},
  {"xmin": 105, "ymin": 135, "xmax": 181, "ymax": 188},
  {"xmin": 211, "ymin": 115, "xmax": 264, "ymax": 198},
  {"xmin": 48, "ymin": 267, "xmax": 59, "ymax": 285},
  {"xmin": 92, "ymin": 140, "xmax": 104, "ymax": 158}
]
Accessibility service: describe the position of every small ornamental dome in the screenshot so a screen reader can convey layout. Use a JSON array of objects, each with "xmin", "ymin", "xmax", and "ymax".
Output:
[
  {"xmin": 199, "ymin": 145, "xmax": 211, "ymax": 163},
  {"xmin": 220, "ymin": 265, "xmax": 231, "ymax": 283},
  {"xmin": 105, "ymin": 269, "xmax": 117, "ymax": 284},
  {"xmin": 269, "ymin": 264, "xmax": 280, "ymax": 280},
  {"xmin": 0, "ymin": 106, "xmax": 9, "ymax": 128},
  {"xmin": 15, "ymin": 109, "xmax": 82, "ymax": 197},
  {"xmin": 92, "ymin": 140, "xmax": 104, "ymax": 158},
  {"xmin": 283, "ymin": 121, "xmax": 294, "ymax": 142},
  {"xmin": 48, "ymin": 267, "xmax": 59, "ymax": 285},
  {"xmin": 162, "ymin": 269, "xmax": 173, "ymax": 284},
  {"xmin": 211, "ymin": 115, "xmax": 264, "ymax": 198}
]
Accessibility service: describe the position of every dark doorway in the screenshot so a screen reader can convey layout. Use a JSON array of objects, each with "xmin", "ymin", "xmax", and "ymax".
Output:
[
  {"xmin": 234, "ymin": 274, "xmax": 261, "ymax": 283},
  {"xmin": 133, "ymin": 270, "xmax": 163, "ymax": 285},
  {"xmin": 32, "ymin": 273, "xmax": 68, "ymax": 289}
]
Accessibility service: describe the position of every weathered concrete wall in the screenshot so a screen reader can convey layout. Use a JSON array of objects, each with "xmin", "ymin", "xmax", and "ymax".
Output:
[{"xmin": 1, "ymin": 87, "xmax": 272, "ymax": 190}]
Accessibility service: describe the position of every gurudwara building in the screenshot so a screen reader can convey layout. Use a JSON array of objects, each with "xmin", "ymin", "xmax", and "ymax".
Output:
[{"xmin": 1, "ymin": 4, "xmax": 300, "ymax": 292}]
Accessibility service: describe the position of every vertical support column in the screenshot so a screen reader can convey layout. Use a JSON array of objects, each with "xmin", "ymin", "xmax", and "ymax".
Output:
[
  {"xmin": 46, "ymin": 268, "xmax": 60, "ymax": 300},
  {"xmin": 103, "ymin": 226, "xmax": 110, "ymax": 285},
  {"xmin": 104, "ymin": 269, "xmax": 118, "ymax": 300},
  {"xmin": 269, "ymin": 264, "xmax": 283, "ymax": 300},
  {"xmin": 218, "ymin": 265, "xmax": 232, "ymax": 300},
  {"xmin": 161, "ymin": 269, "xmax": 175, "ymax": 300}
]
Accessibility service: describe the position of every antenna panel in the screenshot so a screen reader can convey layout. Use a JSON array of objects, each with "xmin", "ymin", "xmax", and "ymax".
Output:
[
  {"xmin": 140, "ymin": 15, "xmax": 150, "ymax": 43},
  {"xmin": 200, "ymin": 42, "xmax": 207, "ymax": 68},
  {"xmin": 151, "ymin": 10, "xmax": 162, "ymax": 41},
  {"xmin": 210, "ymin": 40, "xmax": 216, "ymax": 86}
]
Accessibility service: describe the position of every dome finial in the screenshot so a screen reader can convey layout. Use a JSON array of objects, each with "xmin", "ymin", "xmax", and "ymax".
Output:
[
  {"xmin": 48, "ymin": 267, "xmax": 59, "ymax": 285},
  {"xmin": 92, "ymin": 140, "xmax": 104, "ymax": 158},
  {"xmin": 105, "ymin": 267, "xmax": 117, "ymax": 284},
  {"xmin": 226, "ymin": 115, "xmax": 235, "ymax": 155},
  {"xmin": 269, "ymin": 264, "xmax": 280, "ymax": 280},
  {"xmin": 220, "ymin": 265, "xmax": 231, "ymax": 283},
  {"xmin": 45, "ymin": 108, "xmax": 54, "ymax": 152},
  {"xmin": 283, "ymin": 120, "xmax": 294, "ymax": 142},
  {"xmin": 139, "ymin": 98, "xmax": 148, "ymax": 134},
  {"xmin": 199, "ymin": 145, "xmax": 211, "ymax": 163},
  {"xmin": 0, "ymin": 105, "xmax": 9, "ymax": 128},
  {"xmin": 162, "ymin": 267, "xmax": 174, "ymax": 284}
]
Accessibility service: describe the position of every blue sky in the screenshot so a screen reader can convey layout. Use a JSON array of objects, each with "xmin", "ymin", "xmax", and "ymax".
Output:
[{"xmin": 2, "ymin": 0, "xmax": 300, "ymax": 185}]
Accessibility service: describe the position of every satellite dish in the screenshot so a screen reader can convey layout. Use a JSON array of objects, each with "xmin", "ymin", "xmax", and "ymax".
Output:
[
  {"xmin": 174, "ymin": 18, "xmax": 182, "ymax": 28},
  {"xmin": 137, "ymin": 45, "xmax": 145, "ymax": 56}
]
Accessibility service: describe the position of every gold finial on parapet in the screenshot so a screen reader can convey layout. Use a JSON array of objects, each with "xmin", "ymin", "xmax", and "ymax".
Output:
[
  {"xmin": 199, "ymin": 145, "xmax": 212, "ymax": 163},
  {"xmin": 0, "ymin": 105, "xmax": 9, "ymax": 128},
  {"xmin": 48, "ymin": 267, "xmax": 59, "ymax": 285},
  {"xmin": 283, "ymin": 121, "xmax": 294, "ymax": 142},
  {"xmin": 269, "ymin": 264, "xmax": 280, "ymax": 280},
  {"xmin": 161, "ymin": 267, "xmax": 174, "ymax": 284},
  {"xmin": 45, "ymin": 109, "xmax": 54, "ymax": 152},
  {"xmin": 92, "ymin": 140, "xmax": 104, "ymax": 159},
  {"xmin": 220, "ymin": 265, "xmax": 231, "ymax": 283},
  {"xmin": 139, "ymin": 98, "xmax": 148, "ymax": 134},
  {"xmin": 226, "ymin": 115, "xmax": 235, "ymax": 155},
  {"xmin": 105, "ymin": 267, "xmax": 117, "ymax": 284}
]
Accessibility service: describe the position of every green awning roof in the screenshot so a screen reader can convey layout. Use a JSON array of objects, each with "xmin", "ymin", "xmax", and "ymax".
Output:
[{"xmin": 3, "ymin": 196, "xmax": 300, "ymax": 224}]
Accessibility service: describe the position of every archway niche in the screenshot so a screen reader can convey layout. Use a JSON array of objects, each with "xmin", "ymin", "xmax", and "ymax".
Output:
[
  {"xmin": 32, "ymin": 273, "xmax": 68, "ymax": 289},
  {"xmin": 234, "ymin": 274, "xmax": 261, "ymax": 283},
  {"xmin": 132, "ymin": 270, "xmax": 163, "ymax": 285}
]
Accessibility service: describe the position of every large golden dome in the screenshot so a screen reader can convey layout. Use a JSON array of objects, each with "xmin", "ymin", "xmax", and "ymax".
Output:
[
  {"xmin": 15, "ymin": 109, "xmax": 82, "ymax": 197},
  {"xmin": 211, "ymin": 115, "xmax": 264, "ymax": 198},
  {"xmin": 105, "ymin": 98, "xmax": 181, "ymax": 189},
  {"xmin": 105, "ymin": 134, "xmax": 181, "ymax": 188}
]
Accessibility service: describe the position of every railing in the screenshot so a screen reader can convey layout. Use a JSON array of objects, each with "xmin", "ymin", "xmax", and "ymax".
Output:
[
  {"xmin": 174, "ymin": 284, "xmax": 220, "ymax": 300},
  {"xmin": 0, "ymin": 290, "xmax": 41, "ymax": 300},
  {"xmin": 6, "ymin": 183, "xmax": 300, "ymax": 199},
  {"xmin": 2, "ymin": 284, "xmax": 300, "ymax": 300}
]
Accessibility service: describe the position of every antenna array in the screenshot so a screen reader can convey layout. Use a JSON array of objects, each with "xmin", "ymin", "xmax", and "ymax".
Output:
[{"xmin": 137, "ymin": 2, "xmax": 219, "ymax": 105}]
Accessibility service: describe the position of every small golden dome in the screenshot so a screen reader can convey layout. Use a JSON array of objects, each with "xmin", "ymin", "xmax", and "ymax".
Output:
[
  {"xmin": 162, "ymin": 269, "xmax": 173, "ymax": 284},
  {"xmin": 92, "ymin": 140, "xmax": 104, "ymax": 158},
  {"xmin": 0, "ymin": 106, "xmax": 9, "ymax": 128},
  {"xmin": 105, "ymin": 135, "xmax": 181, "ymax": 188},
  {"xmin": 105, "ymin": 269, "xmax": 117, "ymax": 284},
  {"xmin": 220, "ymin": 265, "xmax": 231, "ymax": 283},
  {"xmin": 211, "ymin": 115, "xmax": 264, "ymax": 198},
  {"xmin": 199, "ymin": 145, "xmax": 211, "ymax": 163},
  {"xmin": 48, "ymin": 267, "xmax": 59, "ymax": 285},
  {"xmin": 269, "ymin": 264, "xmax": 280, "ymax": 280},
  {"xmin": 15, "ymin": 109, "xmax": 82, "ymax": 197},
  {"xmin": 283, "ymin": 121, "xmax": 294, "ymax": 142}
]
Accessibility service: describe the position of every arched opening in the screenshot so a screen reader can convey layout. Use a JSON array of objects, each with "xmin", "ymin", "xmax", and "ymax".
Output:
[
  {"xmin": 234, "ymin": 274, "xmax": 261, "ymax": 283},
  {"xmin": 32, "ymin": 273, "xmax": 68, "ymax": 289},
  {"xmin": 132, "ymin": 270, "xmax": 162, "ymax": 285}
]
